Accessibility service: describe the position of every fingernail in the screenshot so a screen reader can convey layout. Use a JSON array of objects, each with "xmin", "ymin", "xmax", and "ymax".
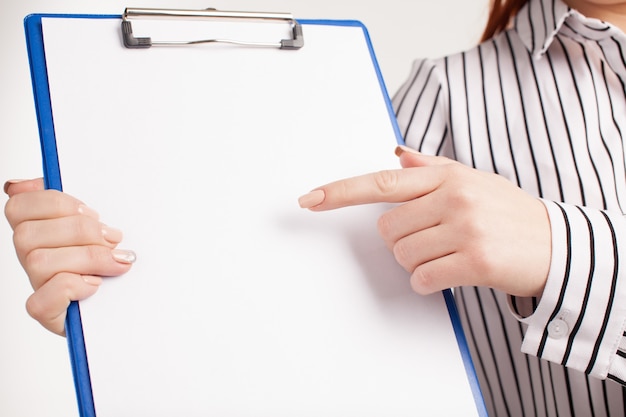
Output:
[
  {"xmin": 78, "ymin": 204, "xmax": 100, "ymax": 220},
  {"xmin": 102, "ymin": 225, "xmax": 123, "ymax": 244},
  {"xmin": 394, "ymin": 145, "xmax": 421, "ymax": 157},
  {"xmin": 298, "ymin": 189, "xmax": 325, "ymax": 209},
  {"xmin": 83, "ymin": 275, "xmax": 103, "ymax": 286},
  {"xmin": 3, "ymin": 179, "xmax": 27, "ymax": 195},
  {"xmin": 112, "ymin": 249, "xmax": 137, "ymax": 264}
]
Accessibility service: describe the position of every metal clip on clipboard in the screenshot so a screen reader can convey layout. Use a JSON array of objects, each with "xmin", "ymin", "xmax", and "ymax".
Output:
[{"xmin": 121, "ymin": 7, "xmax": 304, "ymax": 50}]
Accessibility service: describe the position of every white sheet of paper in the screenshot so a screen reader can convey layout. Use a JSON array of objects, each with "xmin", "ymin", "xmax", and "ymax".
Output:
[{"xmin": 41, "ymin": 17, "xmax": 480, "ymax": 416}]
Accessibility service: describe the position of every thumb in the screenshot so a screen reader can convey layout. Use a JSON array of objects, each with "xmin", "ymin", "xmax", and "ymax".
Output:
[
  {"xmin": 395, "ymin": 145, "xmax": 452, "ymax": 169},
  {"xmin": 4, "ymin": 178, "xmax": 45, "ymax": 197}
]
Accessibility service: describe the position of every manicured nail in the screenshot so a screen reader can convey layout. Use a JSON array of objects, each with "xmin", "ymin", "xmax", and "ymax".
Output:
[
  {"xmin": 3, "ymin": 179, "xmax": 27, "ymax": 195},
  {"xmin": 83, "ymin": 275, "xmax": 103, "ymax": 286},
  {"xmin": 78, "ymin": 204, "xmax": 100, "ymax": 220},
  {"xmin": 298, "ymin": 189, "xmax": 325, "ymax": 209},
  {"xmin": 111, "ymin": 249, "xmax": 137, "ymax": 264},
  {"xmin": 102, "ymin": 225, "xmax": 123, "ymax": 244},
  {"xmin": 394, "ymin": 145, "xmax": 421, "ymax": 157}
]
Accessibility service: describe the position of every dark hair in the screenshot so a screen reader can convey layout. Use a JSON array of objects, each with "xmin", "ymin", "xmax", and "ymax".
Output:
[{"xmin": 481, "ymin": 0, "xmax": 529, "ymax": 41}]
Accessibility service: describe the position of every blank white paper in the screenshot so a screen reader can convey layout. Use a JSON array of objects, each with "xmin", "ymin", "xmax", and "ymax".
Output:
[{"xmin": 40, "ymin": 16, "xmax": 480, "ymax": 417}]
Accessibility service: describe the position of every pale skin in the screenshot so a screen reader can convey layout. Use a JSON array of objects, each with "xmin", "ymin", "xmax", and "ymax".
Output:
[
  {"xmin": 4, "ymin": 178, "xmax": 135, "ymax": 335},
  {"xmin": 298, "ymin": 146, "xmax": 552, "ymax": 299},
  {"xmin": 5, "ymin": 0, "xmax": 626, "ymax": 336},
  {"xmin": 564, "ymin": 0, "xmax": 626, "ymax": 31}
]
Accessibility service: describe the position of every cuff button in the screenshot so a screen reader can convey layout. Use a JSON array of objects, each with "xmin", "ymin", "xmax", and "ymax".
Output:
[{"xmin": 548, "ymin": 318, "xmax": 569, "ymax": 339}]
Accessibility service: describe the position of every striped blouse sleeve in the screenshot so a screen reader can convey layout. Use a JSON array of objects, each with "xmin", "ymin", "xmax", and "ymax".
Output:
[
  {"xmin": 514, "ymin": 201, "xmax": 626, "ymax": 383},
  {"xmin": 392, "ymin": 59, "xmax": 452, "ymax": 156}
]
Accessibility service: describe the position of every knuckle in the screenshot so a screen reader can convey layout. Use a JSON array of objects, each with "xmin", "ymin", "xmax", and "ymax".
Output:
[
  {"xmin": 377, "ymin": 213, "xmax": 393, "ymax": 240},
  {"xmin": 12, "ymin": 221, "xmax": 34, "ymax": 256},
  {"xmin": 462, "ymin": 216, "xmax": 489, "ymax": 240},
  {"xmin": 70, "ymin": 215, "xmax": 99, "ymax": 241},
  {"xmin": 410, "ymin": 268, "xmax": 434, "ymax": 295},
  {"xmin": 444, "ymin": 161, "xmax": 466, "ymax": 178},
  {"xmin": 23, "ymin": 249, "xmax": 49, "ymax": 284},
  {"xmin": 448, "ymin": 186, "xmax": 479, "ymax": 210},
  {"xmin": 373, "ymin": 170, "xmax": 400, "ymax": 196},
  {"xmin": 4, "ymin": 194, "xmax": 28, "ymax": 228},
  {"xmin": 466, "ymin": 245, "xmax": 496, "ymax": 283},
  {"xmin": 25, "ymin": 293, "xmax": 46, "ymax": 322},
  {"xmin": 4, "ymin": 197, "xmax": 17, "ymax": 226},
  {"xmin": 392, "ymin": 240, "xmax": 412, "ymax": 269},
  {"xmin": 84, "ymin": 245, "xmax": 109, "ymax": 265},
  {"xmin": 26, "ymin": 274, "xmax": 74, "ymax": 323}
]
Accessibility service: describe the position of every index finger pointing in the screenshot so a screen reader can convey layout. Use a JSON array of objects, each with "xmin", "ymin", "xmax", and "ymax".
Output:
[{"xmin": 298, "ymin": 167, "xmax": 441, "ymax": 211}]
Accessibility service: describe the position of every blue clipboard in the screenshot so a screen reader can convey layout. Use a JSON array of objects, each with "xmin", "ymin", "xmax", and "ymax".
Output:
[{"xmin": 24, "ymin": 11, "xmax": 487, "ymax": 417}]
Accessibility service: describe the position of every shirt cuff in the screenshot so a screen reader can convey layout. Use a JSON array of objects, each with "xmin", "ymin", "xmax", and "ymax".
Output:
[{"xmin": 516, "ymin": 200, "xmax": 626, "ymax": 379}]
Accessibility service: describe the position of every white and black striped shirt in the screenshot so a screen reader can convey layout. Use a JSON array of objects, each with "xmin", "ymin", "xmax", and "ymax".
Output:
[{"xmin": 392, "ymin": 0, "xmax": 626, "ymax": 415}]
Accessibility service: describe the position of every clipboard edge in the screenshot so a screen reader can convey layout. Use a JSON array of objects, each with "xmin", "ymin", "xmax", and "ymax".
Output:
[
  {"xmin": 299, "ymin": 20, "xmax": 405, "ymax": 151},
  {"xmin": 24, "ymin": 13, "xmax": 101, "ymax": 417},
  {"xmin": 443, "ymin": 289, "xmax": 489, "ymax": 416},
  {"xmin": 302, "ymin": 19, "xmax": 487, "ymax": 415}
]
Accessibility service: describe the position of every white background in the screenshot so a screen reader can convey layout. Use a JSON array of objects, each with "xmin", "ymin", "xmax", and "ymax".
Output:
[{"xmin": 0, "ymin": 1, "xmax": 487, "ymax": 416}]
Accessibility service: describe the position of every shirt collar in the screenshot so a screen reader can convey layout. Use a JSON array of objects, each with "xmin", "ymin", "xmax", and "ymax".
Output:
[{"xmin": 514, "ymin": 0, "xmax": 616, "ymax": 59}]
